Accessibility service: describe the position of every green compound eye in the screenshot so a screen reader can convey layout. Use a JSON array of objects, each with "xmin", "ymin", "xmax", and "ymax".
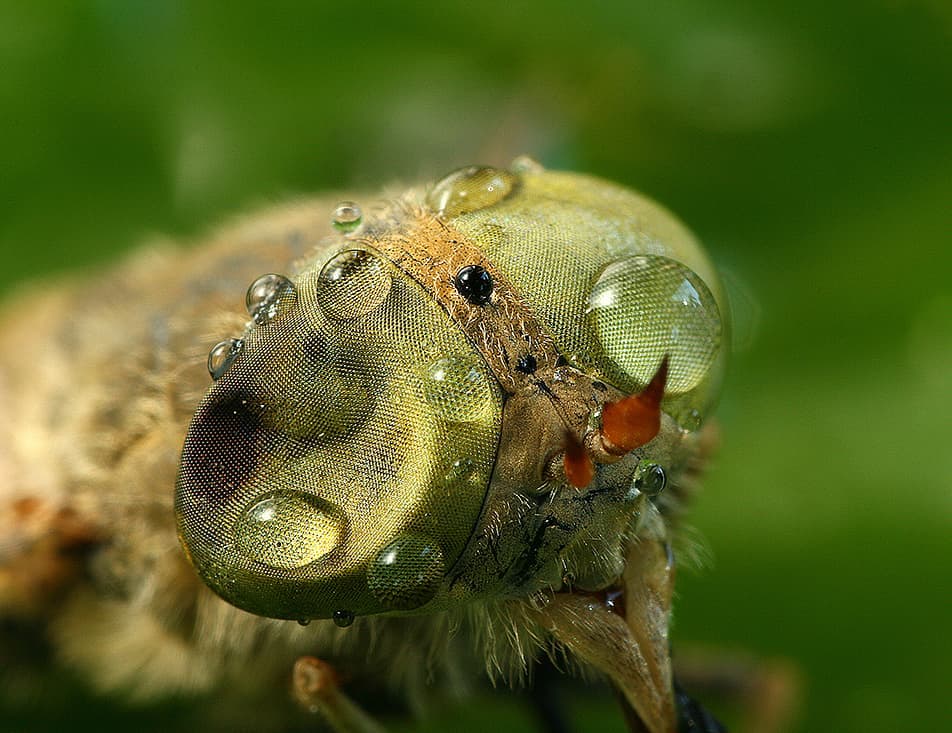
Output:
[{"xmin": 587, "ymin": 255, "xmax": 722, "ymax": 394}]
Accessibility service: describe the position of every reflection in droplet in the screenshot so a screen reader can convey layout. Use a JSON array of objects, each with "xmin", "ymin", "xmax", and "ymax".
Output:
[
  {"xmin": 367, "ymin": 535, "xmax": 445, "ymax": 611},
  {"xmin": 246, "ymin": 273, "xmax": 296, "ymax": 325},
  {"xmin": 587, "ymin": 255, "xmax": 721, "ymax": 393},
  {"xmin": 426, "ymin": 166, "xmax": 516, "ymax": 218},
  {"xmin": 331, "ymin": 201, "xmax": 363, "ymax": 233},
  {"xmin": 207, "ymin": 338, "xmax": 243, "ymax": 380},
  {"xmin": 422, "ymin": 356, "xmax": 494, "ymax": 422},
  {"xmin": 235, "ymin": 491, "xmax": 346, "ymax": 569},
  {"xmin": 316, "ymin": 250, "xmax": 392, "ymax": 320},
  {"xmin": 631, "ymin": 461, "xmax": 667, "ymax": 497}
]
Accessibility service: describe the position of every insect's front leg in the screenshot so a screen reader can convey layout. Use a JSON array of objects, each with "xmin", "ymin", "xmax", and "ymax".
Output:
[
  {"xmin": 536, "ymin": 533, "xmax": 677, "ymax": 733},
  {"xmin": 292, "ymin": 656, "xmax": 387, "ymax": 733}
]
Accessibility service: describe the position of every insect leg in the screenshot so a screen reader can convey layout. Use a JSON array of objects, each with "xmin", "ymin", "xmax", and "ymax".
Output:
[
  {"xmin": 292, "ymin": 656, "xmax": 387, "ymax": 733},
  {"xmin": 535, "ymin": 536, "xmax": 677, "ymax": 733}
]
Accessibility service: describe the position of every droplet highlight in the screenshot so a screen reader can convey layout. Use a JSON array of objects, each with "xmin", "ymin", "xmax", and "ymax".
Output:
[
  {"xmin": 234, "ymin": 491, "xmax": 346, "ymax": 569},
  {"xmin": 631, "ymin": 461, "xmax": 667, "ymax": 497},
  {"xmin": 331, "ymin": 201, "xmax": 362, "ymax": 233},
  {"xmin": 426, "ymin": 166, "xmax": 517, "ymax": 218},
  {"xmin": 587, "ymin": 255, "xmax": 721, "ymax": 393},
  {"xmin": 316, "ymin": 249, "xmax": 392, "ymax": 320},
  {"xmin": 207, "ymin": 338, "xmax": 243, "ymax": 380},
  {"xmin": 422, "ymin": 356, "xmax": 494, "ymax": 422},
  {"xmin": 367, "ymin": 535, "xmax": 445, "ymax": 611},
  {"xmin": 246, "ymin": 273, "xmax": 296, "ymax": 325}
]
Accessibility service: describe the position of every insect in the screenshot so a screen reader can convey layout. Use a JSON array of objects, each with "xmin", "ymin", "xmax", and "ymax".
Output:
[{"xmin": 0, "ymin": 159, "xmax": 730, "ymax": 733}]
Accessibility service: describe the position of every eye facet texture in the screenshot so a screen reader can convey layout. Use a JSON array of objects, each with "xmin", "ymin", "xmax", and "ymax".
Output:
[{"xmin": 176, "ymin": 251, "xmax": 502, "ymax": 620}]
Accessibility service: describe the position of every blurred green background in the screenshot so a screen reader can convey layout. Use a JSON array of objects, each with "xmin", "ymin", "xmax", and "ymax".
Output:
[{"xmin": 1, "ymin": 1, "xmax": 949, "ymax": 732}]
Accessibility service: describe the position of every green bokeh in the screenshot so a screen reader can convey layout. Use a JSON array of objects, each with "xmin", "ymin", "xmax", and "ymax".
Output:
[{"xmin": 1, "ymin": 2, "xmax": 949, "ymax": 731}]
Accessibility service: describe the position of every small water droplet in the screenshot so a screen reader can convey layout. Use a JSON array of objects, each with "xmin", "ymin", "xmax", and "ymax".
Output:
[
  {"xmin": 631, "ymin": 461, "xmax": 667, "ymax": 497},
  {"xmin": 207, "ymin": 338, "xmax": 243, "ymax": 380},
  {"xmin": 246, "ymin": 273, "xmax": 296, "ymax": 325},
  {"xmin": 442, "ymin": 457, "xmax": 476, "ymax": 486},
  {"xmin": 297, "ymin": 618, "xmax": 311, "ymax": 627},
  {"xmin": 588, "ymin": 255, "xmax": 721, "ymax": 394},
  {"xmin": 422, "ymin": 356, "xmax": 494, "ymax": 422},
  {"xmin": 316, "ymin": 249, "xmax": 392, "ymax": 320},
  {"xmin": 332, "ymin": 609, "xmax": 354, "ymax": 628},
  {"xmin": 426, "ymin": 166, "xmax": 517, "ymax": 218},
  {"xmin": 234, "ymin": 491, "xmax": 346, "ymax": 569},
  {"xmin": 367, "ymin": 535, "xmax": 445, "ymax": 611},
  {"xmin": 677, "ymin": 407, "xmax": 703, "ymax": 432},
  {"xmin": 510, "ymin": 155, "xmax": 545, "ymax": 174},
  {"xmin": 331, "ymin": 201, "xmax": 362, "ymax": 233}
]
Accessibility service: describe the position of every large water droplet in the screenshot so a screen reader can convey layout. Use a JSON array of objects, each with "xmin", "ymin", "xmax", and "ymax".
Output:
[
  {"xmin": 587, "ymin": 255, "xmax": 721, "ymax": 393},
  {"xmin": 235, "ymin": 491, "xmax": 346, "ymax": 569},
  {"xmin": 422, "ymin": 356, "xmax": 494, "ymax": 422},
  {"xmin": 331, "ymin": 201, "xmax": 362, "ymax": 233},
  {"xmin": 426, "ymin": 166, "xmax": 517, "ymax": 218},
  {"xmin": 367, "ymin": 535, "xmax": 445, "ymax": 611},
  {"xmin": 207, "ymin": 338, "xmax": 243, "ymax": 380},
  {"xmin": 246, "ymin": 273, "xmax": 296, "ymax": 325},
  {"xmin": 316, "ymin": 250, "xmax": 392, "ymax": 320},
  {"xmin": 631, "ymin": 461, "xmax": 667, "ymax": 497}
]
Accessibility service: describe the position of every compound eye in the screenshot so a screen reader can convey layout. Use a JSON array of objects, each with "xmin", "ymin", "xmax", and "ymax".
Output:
[{"xmin": 587, "ymin": 255, "xmax": 722, "ymax": 395}]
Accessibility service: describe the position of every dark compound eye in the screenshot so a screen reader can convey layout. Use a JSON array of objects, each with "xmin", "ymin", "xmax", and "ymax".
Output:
[{"xmin": 454, "ymin": 265, "xmax": 494, "ymax": 305}]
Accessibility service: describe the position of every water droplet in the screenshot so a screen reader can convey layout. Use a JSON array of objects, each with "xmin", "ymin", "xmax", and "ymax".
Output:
[
  {"xmin": 234, "ymin": 491, "xmax": 346, "ymax": 569},
  {"xmin": 442, "ymin": 457, "xmax": 477, "ymax": 486},
  {"xmin": 367, "ymin": 535, "xmax": 445, "ymax": 611},
  {"xmin": 332, "ymin": 610, "xmax": 354, "ymax": 628},
  {"xmin": 510, "ymin": 155, "xmax": 544, "ymax": 174},
  {"xmin": 631, "ymin": 461, "xmax": 667, "ymax": 497},
  {"xmin": 426, "ymin": 166, "xmax": 517, "ymax": 218},
  {"xmin": 316, "ymin": 249, "xmax": 392, "ymax": 320},
  {"xmin": 677, "ymin": 407, "xmax": 703, "ymax": 432},
  {"xmin": 207, "ymin": 338, "xmax": 243, "ymax": 380},
  {"xmin": 297, "ymin": 618, "xmax": 311, "ymax": 627},
  {"xmin": 422, "ymin": 356, "xmax": 494, "ymax": 422},
  {"xmin": 587, "ymin": 255, "xmax": 721, "ymax": 393},
  {"xmin": 331, "ymin": 201, "xmax": 362, "ymax": 233},
  {"xmin": 246, "ymin": 273, "xmax": 296, "ymax": 325}
]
